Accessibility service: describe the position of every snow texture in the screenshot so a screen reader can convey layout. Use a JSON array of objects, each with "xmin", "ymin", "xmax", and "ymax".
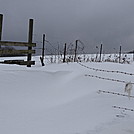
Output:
[{"xmin": 0, "ymin": 56, "xmax": 134, "ymax": 134}]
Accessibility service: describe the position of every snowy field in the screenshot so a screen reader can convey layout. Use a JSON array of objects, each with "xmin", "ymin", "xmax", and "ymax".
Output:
[{"xmin": 0, "ymin": 55, "xmax": 134, "ymax": 134}]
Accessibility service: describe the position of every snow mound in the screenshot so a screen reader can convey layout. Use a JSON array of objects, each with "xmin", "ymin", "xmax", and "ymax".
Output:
[{"xmin": 0, "ymin": 57, "xmax": 134, "ymax": 134}]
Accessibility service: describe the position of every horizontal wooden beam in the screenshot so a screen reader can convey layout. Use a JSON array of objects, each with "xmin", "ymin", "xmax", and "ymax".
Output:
[
  {"xmin": 0, "ymin": 41, "xmax": 36, "ymax": 47},
  {"xmin": 0, "ymin": 60, "xmax": 35, "ymax": 65},
  {"xmin": 19, "ymin": 61, "xmax": 35, "ymax": 65},
  {"xmin": 0, "ymin": 49, "xmax": 35, "ymax": 55}
]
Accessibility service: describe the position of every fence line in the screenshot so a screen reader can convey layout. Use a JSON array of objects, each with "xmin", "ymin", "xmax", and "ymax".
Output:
[
  {"xmin": 78, "ymin": 62, "xmax": 134, "ymax": 76},
  {"xmin": 98, "ymin": 90, "xmax": 134, "ymax": 98},
  {"xmin": 77, "ymin": 62, "xmax": 134, "ymax": 113},
  {"xmin": 112, "ymin": 106, "xmax": 134, "ymax": 112},
  {"xmin": 85, "ymin": 74, "xmax": 134, "ymax": 84}
]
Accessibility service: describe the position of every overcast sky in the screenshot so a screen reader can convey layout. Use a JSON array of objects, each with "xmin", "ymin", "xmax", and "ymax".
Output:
[{"xmin": 1, "ymin": 0, "xmax": 134, "ymax": 54}]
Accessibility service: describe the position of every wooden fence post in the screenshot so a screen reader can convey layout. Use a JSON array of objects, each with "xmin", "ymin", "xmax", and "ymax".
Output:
[
  {"xmin": 40, "ymin": 34, "xmax": 45, "ymax": 66},
  {"xmin": 133, "ymin": 50, "xmax": 134, "ymax": 61},
  {"xmin": 63, "ymin": 43, "xmax": 67, "ymax": 63},
  {"xmin": 0, "ymin": 14, "xmax": 3, "ymax": 48},
  {"xmin": 119, "ymin": 45, "xmax": 122, "ymax": 63},
  {"xmin": 0, "ymin": 16, "xmax": 36, "ymax": 66},
  {"xmin": 42, "ymin": 34, "xmax": 45, "ymax": 60},
  {"xmin": 74, "ymin": 40, "xmax": 78, "ymax": 62},
  {"xmin": 99, "ymin": 44, "xmax": 103, "ymax": 62},
  {"xmin": 27, "ymin": 19, "xmax": 33, "ymax": 67}
]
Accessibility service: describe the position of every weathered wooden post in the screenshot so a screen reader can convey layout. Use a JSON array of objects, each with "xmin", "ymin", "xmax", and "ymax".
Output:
[
  {"xmin": 133, "ymin": 50, "xmax": 134, "ymax": 61},
  {"xmin": 119, "ymin": 45, "xmax": 122, "ymax": 63},
  {"xmin": 42, "ymin": 34, "xmax": 45, "ymax": 60},
  {"xmin": 74, "ymin": 40, "xmax": 78, "ymax": 62},
  {"xmin": 0, "ymin": 15, "xmax": 36, "ymax": 66},
  {"xmin": 27, "ymin": 19, "xmax": 33, "ymax": 67},
  {"xmin": 57, "ymin": 43, "xmax": 60, "ymax": 63},
  {"xmin": 0, "ymin": 14, "xmax": 3, "ymax": 48},
  {"xmin": 99, "ymin": 44, "xmax": 103, "ymax": 62},
  {"xmin": 40, "ymin": 34, "xmax": 45, "ymax": 66},
  {"xmin": 63, "ymin": 43, "xmax": 67, "ymax": 63}
]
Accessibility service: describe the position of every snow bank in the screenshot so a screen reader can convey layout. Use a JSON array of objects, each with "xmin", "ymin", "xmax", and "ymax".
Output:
[{"xmin": 0, "ymin": 56, "xmax": 134, "ymax": 134}]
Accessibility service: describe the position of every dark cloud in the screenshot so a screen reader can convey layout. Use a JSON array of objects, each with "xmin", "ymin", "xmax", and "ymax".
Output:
[{"xmin": 1, "ymin": 0, "xmax": 134, "ymax": 54}]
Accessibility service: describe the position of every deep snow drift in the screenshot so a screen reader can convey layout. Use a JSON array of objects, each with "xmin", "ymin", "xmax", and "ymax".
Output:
[{"xmin": 0, "ymin": 56, "xmax": 134, "ymax": 134}]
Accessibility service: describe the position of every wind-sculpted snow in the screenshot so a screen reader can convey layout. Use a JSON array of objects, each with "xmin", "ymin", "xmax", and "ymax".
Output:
[{"xmin": 0, "ymin": 56, "xmax": 134, "ymax": 134}]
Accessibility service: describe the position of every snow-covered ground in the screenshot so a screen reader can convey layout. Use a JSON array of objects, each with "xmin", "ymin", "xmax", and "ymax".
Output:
[{"xmin": 0, "ymin": 56, "xmax": 134, "ymax": 134}]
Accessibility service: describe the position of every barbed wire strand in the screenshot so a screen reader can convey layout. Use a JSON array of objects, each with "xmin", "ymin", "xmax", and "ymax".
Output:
[
  {"xmin": 85, "ymin": 74, "xmax": 134, "ymax": 84},
  {"xmin": 78, "ymin": 62, "xmax": 134, "ymax": 76},
  {"xmin": 45, "ymin": 40, "xmax": 63, "ymax": 54},
  {"xmin": 98, "ymin": 90, "xmax": 134, "ymax": 98},
  {"xmin": 112, "ymin": 106, "xmax": 134, "ymax": 112}
]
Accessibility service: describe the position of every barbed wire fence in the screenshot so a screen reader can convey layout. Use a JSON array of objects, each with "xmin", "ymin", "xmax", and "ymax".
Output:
[
  {"xmin": 34, "ymin": 37, "xmax": 133, "ymax": 65},
  {"xmin": 77, "ymin": 61, "xmax": 134, "ymax": 92},
  {"xmin": 34, "ymin": 37, "xmax": 134, "ymax": 115},
  {"xmin": 78, "ymin": 62, "xmax": 134, "ymax": 76},
  {"xmin": 35, "ymin": 39, "xmax": 88, "ymax": 64},
  {"xmin": 98, "ymin": 90, "xmax": 134, "ymax": 98},
  {"xmin": 77, "ymin": 61, "xmax": 134, "ymax": 86},
  {"xmin": 35, "ymin": 39, "xmax": 65, "ymax": 64},
  {"xmin": 85, "ymin": 74, "xmax": 134, "ymax": 84},
  {"xmin": 112, "ymin": 106, "xmax": 134, "ymax": 112},
  {"xmin": 77, "ymin": 60, "xmax": 134, "ymax": 115}
]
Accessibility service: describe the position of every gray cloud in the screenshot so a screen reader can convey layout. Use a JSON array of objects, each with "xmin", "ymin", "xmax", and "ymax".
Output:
[{"xmin": 1, "ymin": 0, "xmax": 134, "ymax": 54}]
